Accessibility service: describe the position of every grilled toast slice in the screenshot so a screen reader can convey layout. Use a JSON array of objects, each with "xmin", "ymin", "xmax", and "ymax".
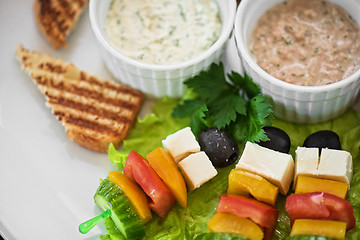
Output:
[
  {"xmin": 34, "ymin": 0, "xmax": 88, "ymax": 49},
  {"xmin": 16, "ymin": 45, "xmax": 145, "ymax": 152}
]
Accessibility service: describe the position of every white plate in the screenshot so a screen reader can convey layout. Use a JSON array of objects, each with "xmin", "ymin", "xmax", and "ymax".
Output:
[
  {"xmin": 1, "ymin": 1, "xmax": 359, "ymax": 240},
  {"xmin": 0, "ymin": 1, "xmax": 242, "ymax": 239}
]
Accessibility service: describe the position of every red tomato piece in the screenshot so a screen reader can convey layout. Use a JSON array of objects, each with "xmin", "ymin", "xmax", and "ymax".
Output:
[
  {"xmin": 216, "ymin": 195, "xmax": 279, "ymax": 229},
  {"xmin": 124, "ymin": 150, "xmax": 175, "ymax": 217},
  {"xmin": 285, "ymin": 192, "xmax": 355, "ymax": 231}
]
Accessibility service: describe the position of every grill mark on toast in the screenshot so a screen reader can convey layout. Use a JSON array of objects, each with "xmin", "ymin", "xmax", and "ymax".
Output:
[
  {"xmin": 80, "ymin": 72, "xmax": 144, "ymax": 98},
  {"xmin": 52, "ymin": 105, "xmax": 129, "ymax": 135},
  {"xmin": 35, "ymin": 0, "xmax": 89, "ymax": 49},
  {"xmin": 38, "ymin": 0, "xmax": 86, "ymax": 28},
  {"xmin": 38, "ymin": 62, "xmax": 67, "ymax": 74},
  {"xmin": 47, "ymin": 95, "xmax": 133, "ymax": 124},
  {"xmin": 29, "ymin": 61, "xmax": 143, "ymax": 98},
  {"xmin": 44, "ymin": 88, "xmax": 135, "ymax": 116},
  {"xmin": 53, "ymin": 111, "xmax": 126, "ymax": 137},
  {"xmin": 67, "ymin": 125, "xmax": 124, "ymax": 140},
  {"xmin": 17, "ymin": 49, "xmax": 143, "ymax": 99},
  {"xmin": 49, "ymin": 103, "xmax": 132, "ymax": 131},
  {"xmin": 32, "ymin": 74, "xmax": 140, "ymax": 111},
  {"xmin": 38, "ymin": 0, "xmax": 69, "ymax": 41},
  {"xmin": 17, "ymin": 49, "xmax": 65, "ymax": 69},
  {"xmin": 57, "ymin": 0, "xmax": 76, "ymax": 19}
]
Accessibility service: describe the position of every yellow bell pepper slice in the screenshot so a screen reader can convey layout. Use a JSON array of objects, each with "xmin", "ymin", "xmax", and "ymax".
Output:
[
  {"xmin": 290, "ymin": 219, "xmax": 346, "ymax": 240},
  {"xmin": 208, "ymin": 212, "xmax": 264, "ymax": 240},
  {"xmin": 109, "ymin": 171, "xmax": 152, "ymax": 223},
  {"xmin": 295, "ymin": 175, "xmax": 348, "ymax": 199},
  {"xmin": 228, "ymin": 169, "xmax": 278, "ymax": 205},
  {"xmin": 146, "ymin": 147, "xmax": 187, "ymax": 208}
]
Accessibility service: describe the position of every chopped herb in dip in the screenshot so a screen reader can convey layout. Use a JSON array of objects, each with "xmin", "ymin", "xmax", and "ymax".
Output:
[
  {"xmin": 249, "ymin": 0, "xmax": 360, "ymax": 86},
  {"xmin": 104, "ymin": 0, "xmax": 222, "ymax": 65}
]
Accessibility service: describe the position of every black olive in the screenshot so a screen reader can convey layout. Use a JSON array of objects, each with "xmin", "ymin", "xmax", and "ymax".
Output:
[
  {"xmin": 303, "ymin": 130, "xmax": 341, "ymax": 155},
  {"xmin": 198, "ymin": 128, "xmax": 239, "ymax": 168},
  {"xmin": 258, "ymin": 126, "xmax": 291, "ymax": 153}
]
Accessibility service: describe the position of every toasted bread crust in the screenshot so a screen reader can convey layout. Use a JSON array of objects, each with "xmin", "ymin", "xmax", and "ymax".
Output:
[
  {"xmin": 34, "ymin": 0, "xmax": 88, "ymax": 49},
  {"xmin": 16, "ymin": 45, "xmax": 145, "ymax": 152}
]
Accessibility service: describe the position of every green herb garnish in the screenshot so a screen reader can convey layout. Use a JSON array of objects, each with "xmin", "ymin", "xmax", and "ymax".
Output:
[
  {"xmin": 172, "ymin": 63, "xmax": 273, "ymax": 143},
  {"xmin": 281, "ymin": 36, "xmax": 292, "ymax": 45}
]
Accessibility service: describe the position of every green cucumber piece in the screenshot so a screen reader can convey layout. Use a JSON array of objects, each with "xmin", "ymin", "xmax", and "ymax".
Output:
[
  {"xmin": 289, "ymin": 235, "xmax": 337, "ymax": 240},
  {"xmin": 195, "ymin": 233, "xmax": 250, "ymax": 240},
  {"xmin": 94, "ymin": 178, "xmax": 145, "ymax": 240}
]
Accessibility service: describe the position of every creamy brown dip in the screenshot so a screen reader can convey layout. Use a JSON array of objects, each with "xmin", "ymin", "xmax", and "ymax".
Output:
[{"xmin": 249, "ymin": 0, "xmax": 360, "ymax": 86}]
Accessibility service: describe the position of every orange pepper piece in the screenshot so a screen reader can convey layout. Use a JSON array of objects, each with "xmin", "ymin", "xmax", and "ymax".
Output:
[
  {"xmin": 146, "ymin": 147, "xmax": 188, "ymax": 208},
  {"xmin": 208, "ymin": 212, "xmax": 264, "ymax": 240},
  {"xmin": 228, "ymin": 169, "xmax": 278, "ymax": 205},
  {"xmin": 290, "ymin": 219, "xmax": 346, "ymax": 240},
  {"xmin": 295, "ymin": 175, "xmax": 348, "ymax": 199},
  {"xmin": 109, "ymin": 171, "xmax": 152, "ymax": 223}
]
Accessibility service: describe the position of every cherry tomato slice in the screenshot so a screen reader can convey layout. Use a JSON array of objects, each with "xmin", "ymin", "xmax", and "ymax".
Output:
[
  {"xmin": 216, "ymin": 195, "xmax": 279, "ymax": 228},
  {"xmin": 285, "ymin": 192, "xmax": 355, "ymax": 231},
  {"xmin": 124, "ymin": 150, "xmax": 175, "ymax": 217}
]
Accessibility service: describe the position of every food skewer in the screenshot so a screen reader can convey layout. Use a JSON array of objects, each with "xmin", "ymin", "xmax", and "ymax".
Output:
[{"xmin": 79, "ymin": 209, "xmax": 112, "ymax": 234}]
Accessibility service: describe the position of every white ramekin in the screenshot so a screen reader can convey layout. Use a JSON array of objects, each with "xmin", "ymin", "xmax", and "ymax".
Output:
[
  {"xmin": 89, "ymin": 0, "xmax": 236, "ymax": 98},
  {"xmin": 235, "ymin": 0, "xmax": 360, "ymax": 123}
]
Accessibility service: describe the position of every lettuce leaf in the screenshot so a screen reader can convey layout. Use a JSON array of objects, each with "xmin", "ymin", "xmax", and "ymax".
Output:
[
  {"xmin": 103, "ymin": 97, "xmax": 360, "ymax": 240},
  {"xmin": 121, "ymin": 97, "xmax": 189, "ymax": 157}
]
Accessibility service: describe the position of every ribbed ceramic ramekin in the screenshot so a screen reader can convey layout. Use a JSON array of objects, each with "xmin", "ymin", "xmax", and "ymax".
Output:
[
  {"xmin": 234, "ymin": 0, "xmax": 360, "ymax": 123},
  {"xmin": 89, "ymin": 0, "xmax": 236, "ymax": 98}
]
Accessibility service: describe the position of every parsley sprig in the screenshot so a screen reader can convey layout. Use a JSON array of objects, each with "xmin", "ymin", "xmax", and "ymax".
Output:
[{"xmin": 172, "ymin": 63, "xmax": 273, "ymax": 143}]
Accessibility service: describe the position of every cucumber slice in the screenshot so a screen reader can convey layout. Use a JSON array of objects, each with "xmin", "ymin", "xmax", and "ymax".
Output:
[
  {"xmin": 94, "ymin": 178, "xmax": 145, "ymax": 240},
  {"xmin": 289, "ymin": 235, "xmax": 337, "ymax": 240}
]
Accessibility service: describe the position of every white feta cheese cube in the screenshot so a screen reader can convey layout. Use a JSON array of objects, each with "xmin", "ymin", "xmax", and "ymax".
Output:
[
  {"xmin": 294, "ymin": 147, "xmax": 319, "ymax": 187},
  {"xmin": 235, "ymin": 141, "xmax": 294, "ymax": 195},
  {"xmin": 178, "ymin": 151, "xmax": 217, "ymax": 191},
  {"xmin": 317, "ymin": 148, "xmax": 353, "ymax": 185},
  {"xmin": 162, "ymin": 127, "xmax": 201, "ymax": 163},
  {"xmin": 294, "ymin": 147, "xmax": 353, "ymax": 188}
]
